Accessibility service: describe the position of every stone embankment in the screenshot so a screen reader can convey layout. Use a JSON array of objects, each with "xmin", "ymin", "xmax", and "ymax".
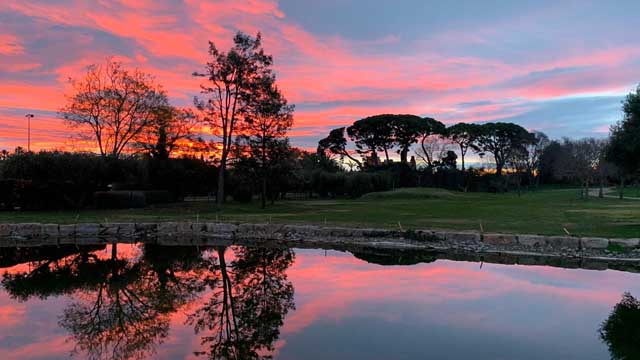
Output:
[{"xmin": 0, "ymin": 222, "xmax": 638, "ymax": 259}]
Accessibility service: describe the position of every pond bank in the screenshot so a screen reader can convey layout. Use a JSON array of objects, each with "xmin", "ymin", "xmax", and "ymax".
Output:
[{"xmin": 0, "ymin": 221, "xmax": 639, "ymax": 262}]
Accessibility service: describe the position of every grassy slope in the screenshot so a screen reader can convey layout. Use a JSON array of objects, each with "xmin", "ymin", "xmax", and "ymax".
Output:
[{"xmin": 0, "ymin": 187, "xmax": 639, "ymax": 238}]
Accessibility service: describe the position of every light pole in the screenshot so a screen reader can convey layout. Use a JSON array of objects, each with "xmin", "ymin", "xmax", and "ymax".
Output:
[{"xmin": 25, "ymin": 114, "xmax": 34, "ymax": 152}]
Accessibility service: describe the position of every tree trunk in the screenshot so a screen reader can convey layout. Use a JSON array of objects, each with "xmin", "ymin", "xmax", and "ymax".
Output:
[
  {"xmin": 495, "ymin": 163, "xmax": 503, "ymax": 177},
  {"xmin": 459, "ymin": 145, "xmax": 466, "ymax": 172},
  {"xmin": 599, "ymin": 180, "xmax": 604, "ymax": 198},
  {"xmin": 585, "ymin": 179, "xmax": 590, "ymax": 199},
  {"xmin": 261, "ymin": 140, "xmax": 267, "ymax": 209},
  {"xmin": 111, "ymin": 243, "xmax": 118, "ymax": 261},
  {"xmin": 217, "ymin": 158, "xmax": 226, "ymax": 207},
  {"xmin": 261, "ymin": 177, "xmax": 267, "ymax": 209},
  {"xmin": 619, "ymin": 176, "xmax": 625, "ymax": 200},
  {"xmin": 400, "ymin": 148, "xmax": 408, "ymax": 164},
  {"xmin": 371, "ymin": 151, "xmax": 379, "ymax": 166}
]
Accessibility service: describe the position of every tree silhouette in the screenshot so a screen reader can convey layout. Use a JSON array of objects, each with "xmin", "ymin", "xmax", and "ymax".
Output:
[
  {"xmin": 3, "ymin": 244, "xmax": 209, "ymax": 360},
  {"xmin": 600, "ymin": 292, "xmax": 640, "ymax": 360},
  {"xmin": 194, "ymin": 32, "xmax": 276, "ymax": 207},
  {"xmin": 2, "ymin": 245, "xmax": 296, "ymax": 360},
  {"xmin": 187, "ymin": 246, "xmax": 295, "ymax": 359},
  {"xmin": 240, "ymin": 76, "xmax": 294, "ymax": 208},
  {"xmin": 141, "ymin": 244, "xmax": 209, "ymax": 312},
  {"xmin": 606, "ymin": 85, "xmax": 640, "ymax": 197},
  {"xmin": 447, "ymin": 122, "xmax": 481, "ymax": 172},
  {"xmin": 1, "ymin": 246, "xmax": 104, "ymax": 300},
  {"xmin": 474, "ymin": 122, "xmax": 534, "ymax": 176},
  {"xmin": 388, "ymin": 115, "xmax": 442, "ymax": 164},
  {"xmin": 57, "ymin": 247, "xmax": 168, "ymax": 360},
  {"xmin": 347, "ymin": 115, "xmax": 395, "ymax": 164},
  {"xmin": 318, "ymin": 127, "xmax": 362, "ymax": 168},
  {"xmin": 135, "ymin": 105, "xmax": 199, "ymax": 159},
  {"xmin": 60, "ymin": 58, "xmax": 167, "ymax": 158}
]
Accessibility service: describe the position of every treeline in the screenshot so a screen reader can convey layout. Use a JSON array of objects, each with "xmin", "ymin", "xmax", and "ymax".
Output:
[
  {"xmin": 0, "ymin": 147, "xmax": 393, "ymax": 210},
  {"xmin": 0, "ymin": 151, "xmax": 216, "ymax": 210},
  {"xmin": 318, "ymin": 115, "xmax": 539, "ymax": 175},
  {"xmin": 316, "ymin": 115, "xmax": 547, "ymax": 193},
  {"xmin": 3, "ymin": 30, "xmax": 639, "ymax": 210},
  {"xmin": 315, "ymin": 85, "xmax": 640, "ymax": 197}
]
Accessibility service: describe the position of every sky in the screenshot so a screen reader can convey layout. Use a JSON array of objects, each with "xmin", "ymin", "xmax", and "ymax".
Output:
[{"xmin": 1, "ymin": 0, "xmax": 639, "ymax": 152}]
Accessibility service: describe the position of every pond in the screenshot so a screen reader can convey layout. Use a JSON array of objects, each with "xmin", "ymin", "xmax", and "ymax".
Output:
[{"xmin": 0, "ymin": 243, "xmax": 638, "ymax": 360}]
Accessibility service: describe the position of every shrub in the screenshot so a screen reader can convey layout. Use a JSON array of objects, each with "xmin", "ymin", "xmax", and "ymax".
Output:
[
  {"xmin": 94, "ymin": 191, "xmax": 146, "ymax": 209},
  {"xmin": 312, "ymin": 170, "xmax": 346, "ymax": 198},
  {"xmin": 232, "ymin": 183, "xmax": 254, "ymax": 203},
  {"xmin": 345, "ymin": 173, "xmax": 375, "ymax": 198},
  {"xmin": 0, "ymin": 151, "xmax": 217, "ymax": 209},
  {"xmin": 142, "ymin": 190, "xmax": 173, "ymax": 204}
]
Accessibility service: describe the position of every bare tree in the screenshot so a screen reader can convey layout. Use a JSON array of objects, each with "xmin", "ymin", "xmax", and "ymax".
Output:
[
  {"xmin": 415, "ymin": 134, "xmax": 450, "ymax": 168},
  {"xmin": 524, "ymin": 131, "xmax": 550, "ymax": 186},
  {"xmin": 555, "ymin": 138, "xmax": 607, "ymax": 198},
  {"xmin": 61, "ymin": 59, "xmax": 167, "ymax": 158}
]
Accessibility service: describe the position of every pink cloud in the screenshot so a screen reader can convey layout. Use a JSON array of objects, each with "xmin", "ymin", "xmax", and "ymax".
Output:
[
  {"xmin": 0, "ymin": 34, "xmax": 24, "ymax": 55},
  {"xmin": 1, "ymin": 0, "xmax": 637, "ymax": 150}
]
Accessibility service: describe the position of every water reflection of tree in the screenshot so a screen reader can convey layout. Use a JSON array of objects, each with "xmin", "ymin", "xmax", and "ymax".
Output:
[
  {"xmin": 600, "ymin": 292, "xmax": 640, "ymax": 360},
  {"xmin": 2, "ymin": 246, "xmax": 104, "ymax": 300},
  {"xmin": 3, "ymin": 244, "xmax": 208, "ymax": 360},
  {"xmin": 2, "ymin": 244, "xmax": 296, "ymax": 360},
  {"xmin": 188, "ymin": 246, "xmax": 295, "ymax": 360}
]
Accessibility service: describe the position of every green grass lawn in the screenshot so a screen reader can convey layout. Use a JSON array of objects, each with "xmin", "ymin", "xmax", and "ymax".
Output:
[
  {"xmin": 607, "ymin": 186, "xmax": 640, "ymax": 198},
  {"xmin": 1, "ymin": 187, "xmax": 639, "ymax": 238}
]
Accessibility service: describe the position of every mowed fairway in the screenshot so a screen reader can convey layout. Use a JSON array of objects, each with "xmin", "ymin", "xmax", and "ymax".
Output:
[{"xmin": 1, "ymin": 187, "xmax": 639, "ymax": 238}]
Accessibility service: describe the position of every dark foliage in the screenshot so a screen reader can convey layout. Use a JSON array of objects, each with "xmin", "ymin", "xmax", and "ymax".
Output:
[
  {"xmin": 0, "ymin": 151, "xmax": 216, "ymax": 210},
  {"xmin": 607, "ymin": 86, "xmax": 640, "ymax": 176},
  {"xmin": 600, "ymin": 292, "xmax": 640, "ymax": 360}
]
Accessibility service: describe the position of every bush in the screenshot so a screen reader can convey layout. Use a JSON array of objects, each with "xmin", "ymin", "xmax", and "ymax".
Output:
[
  {"xmin": 94, "ymin": 191, "xmax": 146, "ymax": 209},
  {"xmin": 147, "ymin": 157, "xmax": 217, "ymax": 199},
  {"xmin": 142, "ymin": 190, "xmax": 173, "ymax": 204},
  {"xmin": 0, "ymin": 151, "xmax": 217, "ymax": 209},
  {"xmin": 0, "ymin": 179, "xmax": 90, "ymax": 210},
  {"xmin": 370, "ymin": 171, "xmax": 394, "ymax": 192},
  {"xmin": 232, "ymin": 183, "xmax": 254, "ymax": 203},
  {"xmin": 311, "ymin": 170, "xmax": 346, "ymax": 198},
  {"xmin": 344, "ymin": 172, "xmax": 394, "ymax": 198},
  {"xmin": 344, "ymin": 173, "xmax": 372, "ymax": 198}
]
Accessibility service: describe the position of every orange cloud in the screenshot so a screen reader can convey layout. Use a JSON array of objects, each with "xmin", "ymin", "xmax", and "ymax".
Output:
[{"xmin": 1, "ymin": 0, "xmax": 637, "ymax": 151}]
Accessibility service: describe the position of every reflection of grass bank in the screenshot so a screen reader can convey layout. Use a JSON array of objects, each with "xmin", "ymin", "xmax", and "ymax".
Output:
[{"xmin": 1, "ymin": 187, "xmax": 639, "ymax": 238}]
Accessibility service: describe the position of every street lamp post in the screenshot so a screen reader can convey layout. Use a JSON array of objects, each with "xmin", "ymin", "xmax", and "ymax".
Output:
[{"xmin": 25, "ymin": 114, "xmax": 34, "ymax": 152}]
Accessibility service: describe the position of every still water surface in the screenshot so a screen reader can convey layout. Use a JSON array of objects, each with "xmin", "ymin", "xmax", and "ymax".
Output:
[{"xmin": 0, "ymin": 243, "xmax": 638, "ymax": 360}]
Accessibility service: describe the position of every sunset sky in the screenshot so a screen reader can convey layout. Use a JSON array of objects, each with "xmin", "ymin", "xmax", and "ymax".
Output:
[{"xmin": 1, "ymin": 0, "xmax": 639, "ymax": 152}]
